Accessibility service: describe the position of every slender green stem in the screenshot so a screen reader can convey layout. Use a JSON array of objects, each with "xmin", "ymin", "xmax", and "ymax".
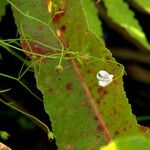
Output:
[
  {"xmin": 0, "ymin": 88, "xmax": 11, "ymax": 93},
  {"xmin": 0, "ymin": 40, "xmax": 61, "ymax": 59},
  {"xmin": 18, "ymin": 62, "xmax": 33, "ymax": 80},
  {"xmin": 0, "ymin": 98, "xmax": 54, "ymax": 140},
  {"xmin": 0, "ymin": 41, "xmax": 31, "ymax": 67},
  {"xmin": 0, "ymin": 73, "xmax": 42, "ymax": 101}
]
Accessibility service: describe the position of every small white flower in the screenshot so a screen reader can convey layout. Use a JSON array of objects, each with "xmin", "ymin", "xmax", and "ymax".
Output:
[{"xmin": 96, "ymin": 70, "xmax": 114, "ymax": 87}]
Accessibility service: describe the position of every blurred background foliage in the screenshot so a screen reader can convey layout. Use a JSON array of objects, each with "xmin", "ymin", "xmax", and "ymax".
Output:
[{"xmin": 0, "ymin": 0, "xmax": 150, "ymax": 149}]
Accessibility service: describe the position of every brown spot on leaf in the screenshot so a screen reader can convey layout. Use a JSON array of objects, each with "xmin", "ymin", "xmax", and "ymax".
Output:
[
  {"xmin": 97, "ymin": 88, "xmax": 107, "ymax": 102},
  {"xmin": 114, "ymin": 129, "xmax": 120, "ymax": 136},
  {"xmin": 65, "ymin": 82, "xmax": 73, "ymax": 90},
  {"xmin": 97, "ymin": 124, "xmax": 105, "ymax": 132},
  {"xmin": 53, "ymin": 12, "xmax": 65, "ymax": 23},
  {"xmin": 65, "ymin": 53, "xmax": 70, "ymax": 57},
  {"xmin": 21, "ymin": 41, "xmax": 51, "ymax": 61},
  {"xmin": 87, "ymin": 69, "xmax": 92, "ymax": 74},
  {"xmin": 47, "ymin": 88, "xmax": 53, "ymax": 93},
  {"xmin": 61, "ymin": 25, "xmax": 66, "ymax": 32},
  {"xmin": 97, "ymin": 87, "xmax": 107, "ymax": 96}
]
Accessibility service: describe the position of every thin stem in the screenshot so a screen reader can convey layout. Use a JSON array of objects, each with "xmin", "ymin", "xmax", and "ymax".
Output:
[
  {"xmin": 0, "ymin": 98, "xmax": 54, "ymax": 140},
  {"xmin": 0, "ymin": 73, "xmax": 42, "ymax": 101},
  {"xmin": 18, "ymin": 61, "xmax": 33, "ymax": 80},
  {"xmin": 0, "ymin": 88, "xmax": 11, "ymax": 93}
]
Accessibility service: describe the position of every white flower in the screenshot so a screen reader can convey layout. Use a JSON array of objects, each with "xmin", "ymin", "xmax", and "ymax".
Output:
[{"xmin": 96, "ymin": 70, "xmax": 114, "ymax": 87}]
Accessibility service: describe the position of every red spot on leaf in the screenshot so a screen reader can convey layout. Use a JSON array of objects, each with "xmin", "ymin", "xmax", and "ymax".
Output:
[
  {"xmin": 97, "ymin": 88, "xmax": 107, "ymax": 103},
  {"xmin": 53, "ymin": 12, "xmax": 65, "ymax": 23},
  {"xmin": 61, "ymin": 25, "xmax": 66, "ymax": 32},
  {"xmin": 114, "ymin": 130, "xmax": 120, "ymax": 136},
  {"xmin": 21, "ymin": 41, "xmax": 51, "ymax": 61},
  {"xmin": 65, "ymin": 82, "xmax": 73, "ymax": 90},
  {"xmin": 65, "ymin": 53, "xmax": 70, "ymax": 57},
  {"xmin": 97, "ymin": 124, "xmax": 105, "ymax": 132},
  {"xmin": 97, "ymin": 87, "xmax": 107, "ymax": 96}
]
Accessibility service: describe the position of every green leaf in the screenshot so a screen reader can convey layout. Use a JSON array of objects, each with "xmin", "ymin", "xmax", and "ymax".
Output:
[
  {"xmin": 100, "ymin": 0, "xmax": 150, "ymax": 51},
  {"xmin": 129, "ymin": 0, "xmax": 150, "ymax": 14},
  {"xmin": 9, "ymin": 0, "xmax": 150, "ymax": 149},
  {"xmin": 0, "ymin": 0, "xmax": 8, "ymax": 22},
  {"xmin": 100, "ymin": 136, "xmax": 150, "ymax": 150},
  {"xmin": 82, "ymin": 0, "xmax": 103, "ymax": 39}
]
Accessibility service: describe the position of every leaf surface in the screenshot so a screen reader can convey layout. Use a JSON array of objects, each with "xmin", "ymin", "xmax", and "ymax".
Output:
[
  {"xmin": 100, "ymin": 0, "xmax": 150, "ymax": 51},
  {"xmin": 129, "ymin": 0, "xmax": 150, "ymax": 14},
  {"xmin": 10, "ymin": 0, "xmax": 150, "ymax": 149}
]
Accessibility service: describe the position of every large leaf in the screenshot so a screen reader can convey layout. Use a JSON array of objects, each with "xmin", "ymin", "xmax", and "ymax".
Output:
[
  {"xmin": 129, "ymin": 0, "xmax": 150, "ymax": 14},
  {"xmin": 81, "ymin": 0, "xmax": 103, "ymax": 39},
  {"xmin": 99, "ymin": 0, "xmax": 150, "ymax": 51},
  {"xmin": 10, "ymin": 0, "xmax": 150, "ymax": 149}
]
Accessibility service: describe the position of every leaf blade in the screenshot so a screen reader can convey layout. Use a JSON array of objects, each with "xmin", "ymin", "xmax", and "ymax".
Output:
[
  {"xmin": 10, "ymin": 0, "xmax": 150, "ymax": 149},
  {"xmin": 101, "ymin": 0, "xmax": 150, "ymax": 51}
]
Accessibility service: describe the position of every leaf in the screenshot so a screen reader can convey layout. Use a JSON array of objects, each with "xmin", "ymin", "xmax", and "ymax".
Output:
[
  {"xmin": 82, "ymin": 0, "xmax": 103, "ymax": 39},
  {"xmin": 99, "ymin": 0, "xmax": 150, "ymax": 51},
  {"xmin": 99, "ymin": 136, "xmax": 150, "ymax": 150},
  {"xmin": 10, "ymin": 0, "xmax": 150, "ymax": 149},
  {"xmin": 0, "ymin": 0, "xmax": 8, "ymax": 22},
  {"xmin": 129, "ymin": 0, "xmax": 150, "ymax": 14}
]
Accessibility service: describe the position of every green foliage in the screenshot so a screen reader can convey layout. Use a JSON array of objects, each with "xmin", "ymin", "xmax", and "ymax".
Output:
[
  {"xmin": 7, "ymin": 0, "xmax": 150, "ymax": 149},
  {"xmin": 82, "ymin": 0, "xmax": 103, "ymax": 38},
  {"xmin": 0, "ymin": 0, "xmax": 8, "ymax": 22},
  {"xmin": 100, "ymin": 0, "xmax": 150, "ymax": 51},
  {"xmin": 0, "ymin": 0, "xmax": 150, "ymax": 149},
  {"xmin": 129, "ymin": 0, "xmax": 150, "ymax": 14},
  {"xmin": 99, "ymin": 136, "xmax": 150, "ymax": 150}
]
